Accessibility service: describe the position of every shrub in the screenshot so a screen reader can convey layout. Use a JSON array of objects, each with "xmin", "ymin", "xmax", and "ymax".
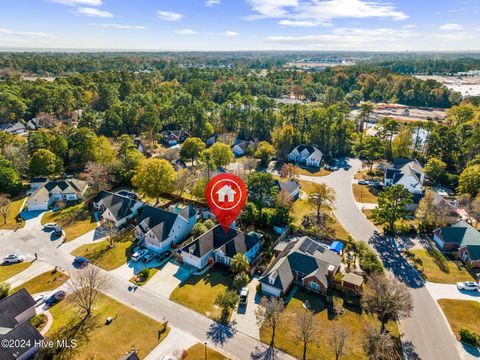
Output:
[
  {"xmin": 357, "ymin": 242, "xmax": 384, "ymax": 274},
  {"xmin": 192, "ymin": 223, "xmax": 208, "ymax": 239},
  {"xmin": 233, "ymin": 272, "xmax": 250, "ymax": 289},
  {"xmin": 460, "ymin": 329, "xmax": 480, "ymax": 347},
  {"xmin": 139, "ymin": 268, "xmax": 150, "ymax": 280},
  {"xmin": 428, "ymin": 248, "xmax": 449, "ymax": 273},
  {"xmin": 30, "ymin": 314, "xmax": 48, "ymax": 331},
  {"xmin": 204, "ymin": 219, "xmax": 215, "ymax": 229},
  {"xmin": 0, "ymin": 282, "xmax": 10, "ymax": 300}
]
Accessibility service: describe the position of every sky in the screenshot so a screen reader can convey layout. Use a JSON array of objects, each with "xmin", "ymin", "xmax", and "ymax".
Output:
[{"xmin": 0, "ymin": 0, "xmax": 480, "ymax": 51}]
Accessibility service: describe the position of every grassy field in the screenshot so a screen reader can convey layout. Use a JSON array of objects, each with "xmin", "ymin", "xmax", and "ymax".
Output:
[
  {"xmin": 292, "ymin": 199, "xmax": 315, "ymax": 226},
  {"xmin": 41, "ymin": 203, "xmax": 97, "ymax": 241},
  {"xmin": 352, "ymin": 184, "xmax": 379, "ymax": 203},
  {"xmin": 71, "ymin": 239, "xmax": 134, "ymax": 271},
  {"xmin": 408, "ymin": 249, "xmax": 473, "ymax": 283},
  {"xmin": 47, "ymin": 292, "xmax": 169, "ymax": 360},
  {"xmin": 355, "ymin": 169, "xmax": 383, "ymax": 181},
  {"xmin": 333, "ymin": 217, "xmax": 350, "ymax": 241},
  {"xmin": 0, "ymin": 262, "xmax": 31, "ymax": 282},
  {"xmin": 12, "ymin": 270, "xmax": 69, "ymax": 294},
  {"xmin": 294, "ymin": 166, "xmax": 331, "ymax": 177},
  {"xmin": 0, "ymin": 195, "xmax": 26, "ymax": 230},
  {"xmin": 260, "ymin": 291, "xmax": 400, "ymax": 360},
  {"xmin": 438, "ymin": 299, "xmax": 480, "ymax": 339},
  {"xmin": 170, "ymin": 270, "xmax": 234, "ymax": 321},
  {"xmin": 130, "ymin": 267, "xmax": 160, "ymax": 286},
  {"xmin": 184, "ymin": 343, "xmax": 231, "ymax": 360}
]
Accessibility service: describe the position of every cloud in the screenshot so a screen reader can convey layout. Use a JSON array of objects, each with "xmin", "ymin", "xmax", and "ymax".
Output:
[
  {"xmin": 175, "ymin": 29, "xmax": 198, "ymax": 34},
  {"xmin": 77, "ymin": 7, "xmax": 113, "ymax": 17},
  {"xmin": 48, "ymin": 0, "xmax": 102, "ymax": 6},
  {"xmin": 266, "ymin": 27, "xmax": 415, "ymax": 50},
  {"xmin": 278, "ymin": 20, "xmax": 325, "ymax": 27},
  {"xmin": 214, "ymin": 31, "xmax": 239, "ymax": 36},
  {"xmin": 206, "ymin": 0, "xmax": 221, "ymax": 6},
  {"xmin": 402, "ymin": 24, "xmax": 417, "ymax": 29},
  {"xmin": 247, "ymin": 0, "xmax": 408, "ymax": 24},
  {"xmin": 433, "ymin": 32, "xmax": 473, "ymax": 41},
  {"xmin": 157, "ymin": 11, "xmax": 183, "ymax": 21},
  {"xmin": 0, "ymin": 28, "xmax": 54, "ymax": 38},
  {"xmin": 90, "ymin": 23, "xmax": 146, "ymax": 29},
  {"xmin": 439, "ymin": 23, "xmax": 463, "ymax": 31}
]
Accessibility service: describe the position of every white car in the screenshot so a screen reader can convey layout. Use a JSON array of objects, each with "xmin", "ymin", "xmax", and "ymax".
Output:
[
  {"xmin": 132, "ymin": 249, "xmax": 148, "ymax": 262},
  {"xmin": 3, "ymin": 254, "xmax": 26, "ymax": 263},
  {"xmin": 142, "ymin": 252, "xmax": 155, "ymax": 263},
  {"xmin": 239, "ymin": 287, "xmax": 249, "ymax": 305},
  {"xmin": 43, "ymin": 223, "xmax": 57, "ymax": 230},
  {"xmin": 457, "ymin": 281, "xmax": 479, "ymax": 291}
]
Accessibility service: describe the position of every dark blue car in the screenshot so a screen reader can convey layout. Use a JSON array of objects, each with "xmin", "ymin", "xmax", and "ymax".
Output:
[
  {"xmin": 45, "ymin": 290, "xmax": 66, "ymax": 306},
  {"xmin": 73, "ymin": 256, "xmax": 89, "ymax": 268}
]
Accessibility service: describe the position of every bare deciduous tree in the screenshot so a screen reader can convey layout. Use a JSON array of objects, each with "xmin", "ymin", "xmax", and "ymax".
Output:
[
  {"xmin": 85, "ymin": 161, "xmax": 112, "ymax": 192},
  {"xmin": 68, "ymin": 266, "xmax": 110, "ymax": 318},
  {"xmin": 103, "ymin": 221, "xmax": 121, "ymax": 248},
  {"xmin": 175, "ymin": 169, "xmax": 193, "ymax": 199},
  {"xmin": 255, "ymin": 296, "xmax": 285, "ymax": 348},
  {"xmin": 293, "ymin": 308, "xmax": 319, "ymax": 360},
  {"xmin": 362, "ymin": 273, "xmax": 413, "ymax": 333},
  {"xmin": 309, "ymin": 183, "xmax": 336, "ymax": 220},
  {"xmin": 362, "ymin": 324, "xmax": 397, "ymax": 360},
  {"xmin": 0, "ymin": 194, "xmax": 11, "ymax": 225},
  {"xmin": 329, "ymin": 323, "xmax": 350, "ymax": 360}
]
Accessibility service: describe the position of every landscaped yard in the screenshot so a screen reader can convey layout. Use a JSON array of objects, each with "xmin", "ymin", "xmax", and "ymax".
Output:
[
  {"xmin": 12, "ymin": 269, "xmax": 69, "ymax": 294},
  {"xmin": 0, "ymin": 195, "xmax": 26, "ymax": 230},
  {"xmin": 438, "ymin": 299, "xmax": 480, "ymax": 339},
  {"xmin": 294, "ymin": 166, "xmax": 331, "ymax": 177},
  {"xmin": 292, "ymin": 198, "xmax": 315, "ymax": 226},
  {"xmin": 259, "ymin": 291, "xmax": 400, "ymax": 360},
  {"xmin": 184, "ymin": 343, "xmax": 231, "ymax": 360},
  {"xmin": 41, "ymin": 203, "xmax": 97, "ymax": 241},
  {"xmin": 352, "ymin": 183, "xmax": 378, "ymax": 203},
  {"xmin": 0, "ymin": 262, "xmax": 31, "ymax": 283},
  {"xmin": 170, "ymin": 270, "xmax": 234, "ymax": 321},
  {"xmin": 354, "ymin": 169, "xmax": 383, "ymax": 181},
  {"xmin": 130, "ymin": 267, "xmax": 160, "ymax": 286},
  {"xmin": 47, "ymin": 292, "xmax": 169, "ymax": 359},
  {"xmin": 407, "ymin": 249, "xmax": 473, "ymax": 284},
  {"xmin": 71, "ymin": 236, "xmax": 135, "ymax": 271}
]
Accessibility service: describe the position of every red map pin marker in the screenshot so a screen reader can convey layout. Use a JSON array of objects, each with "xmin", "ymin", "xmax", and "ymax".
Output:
[{"xmin": 206, "ymin": 173, "xmax": 248, "ymax": 232}]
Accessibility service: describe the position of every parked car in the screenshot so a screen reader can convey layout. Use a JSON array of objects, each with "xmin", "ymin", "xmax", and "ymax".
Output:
[
  {"xmin": 325, "ymin": 165, "xmax": 339, "ymax": 171},
  {"xmin": 358, "ymin": 180, "xmax": 369, "ymax": 185},
  {"xmin": 45, "ymin": 290, "xmax": 66, "ymax": 306},
  {"xmin": 239, "ymin": 287, "xmax": 249, "ymax": 305},
  {"xmin": 73, "ymin": 256, "xmax": 89, "ymax": 268},
  {"xmin": 457, "ymin": 281, "xmax": 479, "ymax": 291},
  {"xmin": 157, "ymin": 250, "xmax": 172, "ymax": 262},
  {"xmin": 3, "ymin": 254, "xmax": 25, "ymax": 263},
  {"xmin": 143, "ymin": 252, "xmax": 155, "ymax": 263},
  {"xmin": 54, "ymin": 226, "xmax": 63, "ymax": 236},
  {"xmin": 132, "ymin": 249, "xmax": 148, "ymax": 262},
  {"xmin": 33, "ymin": 294, "xmax": 46, "ymax": 305},
  {"xmin": 43, "ymin": 222, "xmax": 57, "ymax": 230}
]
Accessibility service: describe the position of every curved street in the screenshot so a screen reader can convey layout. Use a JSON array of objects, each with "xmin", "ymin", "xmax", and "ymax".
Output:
[{"xmin": 298, "ymin": 158, "xmax": 461, "ymax": 360}]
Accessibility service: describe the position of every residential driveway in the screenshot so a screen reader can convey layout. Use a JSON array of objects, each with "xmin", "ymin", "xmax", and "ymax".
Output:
[
  {"xmin": 144, "ymin": 260, "xmax": 193, "ymax": 298},
  {"xmin": 231, "ymin": 278, "xmax": 260, "ymax": 340},
  {"xmin": 6, "ymin": 260, "xmax": 53, "ymax": 289},
  {"xmin": 426, "ymin": 282, "xmax": 480, "ymax": 302},
  {"xmin": 144, "ymin": 327, "xmax": 197, "ymax": 360}
]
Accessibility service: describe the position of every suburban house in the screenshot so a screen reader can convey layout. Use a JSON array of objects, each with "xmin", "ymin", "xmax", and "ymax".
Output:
[
  {"xmin": 92, "ymin": 191, "xmax": 143, "ymax": 228},
  {"xmin": 135, "ymin": 205, "xmax": 196, "ymax": 254},
  {"xmin": 259, "ymin": 236, "xmax": 342, "ymax": 297},
  {"xmin": 26, "ymin": 178, "xmax": 89, "ymax": 211},
  {"xmin": 26, "ymin": 115, "xmax": 57, "ymax": 130},
  {"xmin": 134, "ymin": 137, "xmax": 147, "ymax": 154},
  {"xmin": 0, "ymin": 289, "xmax": 43, "ymax": 360},
  {"xmin": 0, "ymin": 122, "xmax": 27, "ymax": 135},
  {"xmin": 206, "ymin": 135, "xmax": 217, "ymax": 147},
  {"xmin": 180, "ymin": 225, "xmax": 263, "ymax": 270},
  {"xmin": 434, "ymin": 221, "xmax": 480, "ymax": 267},
  {"xmin": 275, "ymin": 179, "xmax": 301, "ymax": 200},
  {"xmin": 384, "ymin": 158, "xmax": 425, "ymax": 194},
  {"xmin": 28, "ymin": 177, "xmax": 48, "ymax": 193},
  {"xmin": 287, "ymin": 145, "xmax": 323, "ymax": 168},
  {"xmin": 342, "ymin": 272, "xmax": 365, "ymax": 294},
  {"xmin": 162, "ymin": 130, "xmax": 191, "ymax": 146},
  {"xmin": 232, "ymin": 139, "xmax": 255, "ymax": 157}
]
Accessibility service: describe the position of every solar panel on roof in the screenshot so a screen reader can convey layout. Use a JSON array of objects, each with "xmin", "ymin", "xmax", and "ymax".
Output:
[
  {"xmin": 299, "ymin": 238, "xmax": 311, "ymax": 252},
  {"xmin": 306, "ymin": 241, "xmax": 319, "ymax": 255}
]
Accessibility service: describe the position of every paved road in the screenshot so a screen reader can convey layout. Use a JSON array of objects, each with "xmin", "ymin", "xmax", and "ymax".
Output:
[
  {"xmin": 296, "ymin": 159, "xmax": 461, "ymax": 360},
  {"xmin": 0, "ymin": 213, "xmax": 294, "ymax": 360}
]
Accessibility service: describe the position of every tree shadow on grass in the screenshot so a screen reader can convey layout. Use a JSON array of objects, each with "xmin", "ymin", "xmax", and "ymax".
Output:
[
  {"xmin": 402, "ymin": 340, "xmax": 421, "ymax": 360},
  {"xmin": 250, "ymin": 345, "xmax": 279, "ymax": 360},
  {"xmin": 206, "ymin": 319, "xmax": 237, "ymax": 346}
]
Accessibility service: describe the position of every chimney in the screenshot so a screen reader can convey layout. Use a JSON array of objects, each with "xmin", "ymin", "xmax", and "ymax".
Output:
[{"xmin": 327, "ymin": 264, "xmax": 335, "ymax": 278}]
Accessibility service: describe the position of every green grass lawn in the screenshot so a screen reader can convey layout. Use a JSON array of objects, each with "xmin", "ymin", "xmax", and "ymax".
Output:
[
  {"xmin": 184, "ymin": 343, "xmax": 231, "ymax": 360},
  {"xmin": 31, "ymin": 313, "xmax": 48, "ymax": 332},
  {"xmin": 408, "ymin": 249, "xmax": 473, "ymax": 284},
  {"xmin": 352, "ymin": 183, "xmax": 379, "ymax": 204},
  {"xmin": 438, "ymin": 299, "xmax": 480, "ymax": 339},
  {"xmin": 12, "ymin": 269, "xmax": 69, "ymax": 294},
  {"xmin": 0, "ymin": 262, "xmax": 31, "ymax": 282},
  {"xmin": 292, "ymin": 199, "xmax": 315, "ymax": 226},
  {"xmin": 170, "ymin": 270, "xmax": 234, "ymax": 321},
  {"xmin": 0, "ymin": 195, "xmax": 26, "ymax": 230},
  {"xmin": 294, "ymin": 166, "xmax": 331, "ymax": 177},
  {"xmin": 130, "ymin": 267, "xmax": 160, "ymax": 286},
  {"xmin": 260, "ymin": 291, "xmax": 400, "ymax": 360},
  {"xmin": 46, "ymin": 292, "xmax": 169, "ymax": 360},
  {"xmin": 41, "ymin": 203, "xmax": 97, "ymax": 241},
  {"xmin": 71, "ymin": 238, "xmax": 135, "ymax": 271}
]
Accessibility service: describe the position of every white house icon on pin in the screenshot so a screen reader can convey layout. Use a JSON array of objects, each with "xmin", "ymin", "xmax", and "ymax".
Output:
[{"xmin": 216, "ymin": 185, "xmax": 237, "ymax": 203}]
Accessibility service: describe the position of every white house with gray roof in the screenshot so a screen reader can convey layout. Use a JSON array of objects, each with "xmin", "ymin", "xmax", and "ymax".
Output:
[
  {"xmin": 135, "ymin": 205, "xmax": 196, "ymax": 254},
  {"xmin": 384, "ymin": 158, "xmax": 425, "ymax": 194},
  {"xmin": 26, "ymin": 178, "xmax": 88, "ymax": 211},
  {"xmin": 92, "ymin": 191, "xmax": 143, "ymax": 228},
  {"xmin": 288, "ymin": 145, "xmax": 323, "ymax": 167},
  {"xmin": 259, "ymin": 236, "xmax": 342, "ymax": 297}
]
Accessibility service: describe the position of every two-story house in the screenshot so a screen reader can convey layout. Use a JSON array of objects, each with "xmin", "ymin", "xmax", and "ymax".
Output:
[
  {"xmin": 384, "ymin": 158, "xmax": 425, "ymax": 194},
  {"xmin": 135, "ymin": 205, "xmax": 196, "ymax": 254},
  {"xmin": 259, "ymin": 236, "xmax": 342, "ymax": 297},
  {"xmin": 181, "ymin": 225, "xmax": 263, "ymax": 270},
  {"xmin": 287, "ymin": 145, "xmax": 323, "ymax": 168},
  {"xmin": 92, "ymin": 191, "xmax": 144, "ymax": 228},
  {"xmin": 26, "ymin": 178, "xmax": 88, "ymax": 211},
  {"xmin": 162, "ymin": 130, "xmax": 191, "ymax": 146}
]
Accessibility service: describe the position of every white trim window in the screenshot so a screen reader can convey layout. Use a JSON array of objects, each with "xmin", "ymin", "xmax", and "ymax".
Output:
[{"xmin": 308, "ymin": 281, "xmax": 320, "ymax": 291}]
